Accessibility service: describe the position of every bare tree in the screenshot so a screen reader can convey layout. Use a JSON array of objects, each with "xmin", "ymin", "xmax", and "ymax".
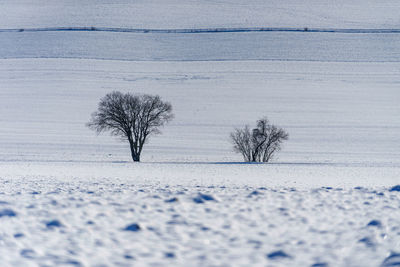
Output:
[
  {"xmin": 230, "ymin": 125, "xmax": 252, "ymax": 162},
  {"xmin": 87, "ymin": 91, "xmax": 174, "ymax": 162},
  {"xmin": 230, "ymin": 117, "xmax": 288, "ymax": 162}
]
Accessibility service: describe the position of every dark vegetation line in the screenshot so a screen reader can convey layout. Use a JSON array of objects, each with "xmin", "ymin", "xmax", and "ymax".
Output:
[
  {"xmin": 1, "ymin": 56, "xmax": 399, "ymax": 63},
  {"xmin": 1, "ymin": 27, "xmax": 400, "ymax": 34}
]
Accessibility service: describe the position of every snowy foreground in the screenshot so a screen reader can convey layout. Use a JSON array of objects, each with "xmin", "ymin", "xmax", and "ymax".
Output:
[{"xmin": 1, "ymin": 162, "xmax": 400, "ymax": 267}]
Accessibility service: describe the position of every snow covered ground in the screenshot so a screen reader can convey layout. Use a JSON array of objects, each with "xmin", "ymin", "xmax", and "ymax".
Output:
[
  {"xmin": 1, "ymin": 161, "xmax": 400, "ymax": 266},
  {"xmin": 1, "ymin": 57, "xmax": 399, "ymax": 266},
  {"xmin": 1, "ymin": 0, "xmax": 400, "ymax": 266},
  {"xmin": 1, "ymin": 31, "xmax": 400, "ymax": 62},
  {"xmin": 1, "ymin": 59, "xmax": 399, "ymax": 164},
  {"xmin": 1, "ymin": 0, "xmax": 399, "ymax": 29}
]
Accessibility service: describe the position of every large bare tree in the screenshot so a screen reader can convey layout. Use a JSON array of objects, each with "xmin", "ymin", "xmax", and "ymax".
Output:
[
  {"xmin": 230, "ymin": 117, "xmax": 288, "ymax": 162},
  {"xmin": 87, "ymin": 91, "xmax": 174, "ymax": 162}
]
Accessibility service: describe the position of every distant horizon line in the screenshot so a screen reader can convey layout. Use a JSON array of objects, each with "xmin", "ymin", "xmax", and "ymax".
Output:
[{"xmin": 1, "ymin": 26, "xmax": 400, "ymax": 34}]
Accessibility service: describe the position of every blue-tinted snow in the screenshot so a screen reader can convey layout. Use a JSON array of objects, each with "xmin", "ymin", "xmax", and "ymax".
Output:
[
  {"xmin": 0, "ymin": 179, "xmax": 399, "ymax": 266},
  {"xmin": 1, "ymin": 0, "xmax": 399, "ymax": 29},
  {"xmin": 0, "ymin": 208, "xmax": 17, "ymax": 217},
  {"xmin": 0, "ymin": 59, "xmax": 399, "ymax": 165},
  {"xmin": 1, "ymin": 1, "xmax": 400, "ymax": 266},
  {"xmin": 0, "ymin": 31, "xmax": 399, "ymax": 62}
]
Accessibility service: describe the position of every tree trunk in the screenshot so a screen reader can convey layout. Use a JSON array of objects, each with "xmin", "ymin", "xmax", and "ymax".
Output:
[
  {"xmin": 128, "ymin": 138, "xmax": 140, "ymax": 162},
  {"xmin": 131, "ymin": 153, "xmax": 140, "ymax": 162}
]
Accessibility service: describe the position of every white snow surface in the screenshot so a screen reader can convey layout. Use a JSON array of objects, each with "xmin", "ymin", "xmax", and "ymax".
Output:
[
  {"xmin": 1, "ymin": 59, "xmax": 399, "ymax": 164},
  {"xmin": 1, "ymin": 58, "xmax": 400, "ymax": 267},
  {"xmin": 1, "ymin": 0, "xmax": 399, "ymax": 29},
  {"xmin": 1, "ymin": 1, "xmax": 400, "ymax": 266},
  {"xmin": 1, "ymin": 162, "xmax": 400, "ymax": 266},
  {"xmin": 1, "ymin": 31, "xmax": 400, "ymax": 62}
]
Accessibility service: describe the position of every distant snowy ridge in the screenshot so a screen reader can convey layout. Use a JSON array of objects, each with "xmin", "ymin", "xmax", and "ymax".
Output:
[{"xmin": 1, "ymin": 27, "xmax": 400, "ymax": 34}]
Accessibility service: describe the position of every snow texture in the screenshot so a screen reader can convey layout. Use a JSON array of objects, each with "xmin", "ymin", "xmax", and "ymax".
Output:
[
  {"xmin": 1, "ymin": 174, "xmax": 400, "ymax": 266},
  {"xmin": 1, "ymin": 31, "xmax": 400, "ymax": 62},
  {"xmin": 0, "ymin": 59, "xmax": 399, "ymax": 164},
  {"xmin": 1, "ymin": 0, "xmax": 399, "ymax": 29},
  {"xmin": 1, "ymin": 0, "xmax": 400, "ymax": 266}
]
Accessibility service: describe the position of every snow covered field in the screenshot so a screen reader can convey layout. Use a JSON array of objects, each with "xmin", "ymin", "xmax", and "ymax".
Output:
[
  {"xmin": 1, "ymin": 165, "xmax": 400, "ymax": 266},
  {"xmin": 1, "ymin": 58, "xmax": 399, "ymax": 266},
  {"xmin": 1, "ymin": 59, "xmax": 399, "ymax": 164},
  {"xmin": 1, "ymin": 0, "xmax": 399, "ymax": 29},
  {"xmin": 1, "ymin": 0, "xmax": 400, "ymax": 266},
  {"xmin": 1, "ymin": 31, "xmax": 400, "ymax": 62}
]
